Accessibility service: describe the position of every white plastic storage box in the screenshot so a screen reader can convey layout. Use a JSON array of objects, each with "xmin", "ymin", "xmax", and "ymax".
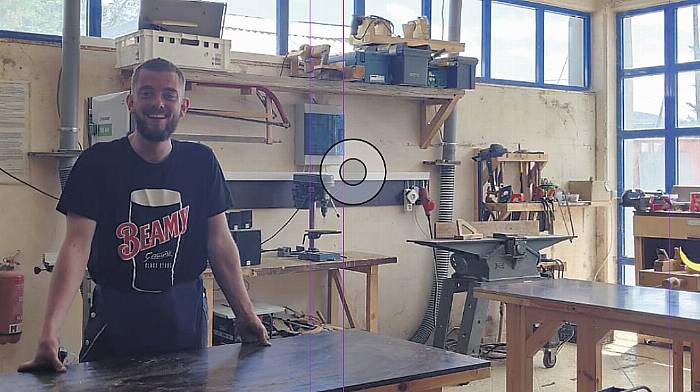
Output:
[{"xmin": 115, "ymin": 29, "xmax": 231, "ymax": 71}]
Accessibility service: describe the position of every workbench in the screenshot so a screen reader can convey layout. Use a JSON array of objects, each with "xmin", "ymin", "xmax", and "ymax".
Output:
[
  {"xmin": 203, "ymin": 251, "xmax": 397, "ymax": 345},
  {"xmin": 5, "ymin": 330, "xmax": 490, "ymax": 391},
  {"xmin": 633, "ymin": 210, "xmax": 700, "ymax": 283},
  {"xmin": 474, "ymin": 278, "xmax": 700, "ymax": 392},
  {"xmin": 633, "ymin": 211, "xmax": 700, "ymax": 344}
]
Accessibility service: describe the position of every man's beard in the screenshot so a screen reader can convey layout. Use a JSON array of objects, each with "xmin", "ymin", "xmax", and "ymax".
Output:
[{"xmin": 133, "ymin": 110, "xmax": 179, "ymax": 142}]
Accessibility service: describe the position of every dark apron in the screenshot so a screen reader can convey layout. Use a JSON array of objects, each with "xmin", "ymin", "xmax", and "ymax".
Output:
[{"xmin": 79, "ymin": 278, "xmax": 208, "ymax": 362}]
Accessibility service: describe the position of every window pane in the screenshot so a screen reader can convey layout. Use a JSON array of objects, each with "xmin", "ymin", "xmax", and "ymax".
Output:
[
  {"xmin": 623, "ymin": 209, "xmax": 635, "ymax": 258},
  {"xmin": 365, "ymin": 0, "xmax": 422, "ymax": 40},
  {"xmin": 430, "ymin": 0, "xmax": 482, "ymax": 76},
  {"xmin": 102, "ymin": 0, "xmax": 139, "ymax": 38},
  {"xmin": 289, "ymin": 0, "xmax": 353, "ymax": 55},
  {"xmin": 623, "ymin": 74, "xmax": 665, "ymax": 130},
  {"xmin": 544, "ymin": 12, "xmax": 585, "ymax": 87},
  {"xmin": 491, "ymin": 2, "xmax": 536, "ymax": 82},
  {"xmin": 224, "ymin": 0, "xmax": 277, "ymax": 55},
  {"xmin": 622, "ymin": 263, "xmax": 636, "ymax": 285},
  {"xmin": 678, "ymin": 70, "xmax": 700, "ymax": 128},
  {"xmin": 677, "ymin": 4, "xmax": 700, "ymax": 63},
  {"xmin": 622, "ymin": 11, "xmax": 664, "ymax": 69},
  {"xmin": 623, "ymin": 138, "xmax": 665, "ymax": 191},
  {"xmin": 1, "ymin": 0, "xmax": 87, "ymax": 36},
  {"xmin": 678, "ymin": 137, "xmax": 700, "ymax": 185}
]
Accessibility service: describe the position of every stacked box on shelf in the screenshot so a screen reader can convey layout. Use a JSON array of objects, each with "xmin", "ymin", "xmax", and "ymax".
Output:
[
  {"xmin": 115, "ymin": 29, "xmax": 231, "ymax": 71},
  {"xmin": 428, "ymin": 56, "xmax": 479, "ymax": 89},
  {"xmin": 329, "ymin": 47, "xmax": 392, "ymax": 84}
]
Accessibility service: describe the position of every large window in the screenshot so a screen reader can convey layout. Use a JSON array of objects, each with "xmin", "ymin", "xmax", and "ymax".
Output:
[
  {"xmin": 3, "ymin": 0, "xmax": 589, "ymax": 89},
  {"xmin": 366, "ymin": 0, "xmax": 423, "ymax": 39},
  {"xmin": 0, "ymin": 0, "xmax": 87, "ymax": 38},
  {"xmin": 617, "ymin": 1, "xmax": 700, "ymax": 284},
  {"xmin": 430, "ymin": 0, "xmax": 590, "ymax": 89},
  {"xmin": 288, "ymin": 0, "xmax": 353, "ymax": 55}
]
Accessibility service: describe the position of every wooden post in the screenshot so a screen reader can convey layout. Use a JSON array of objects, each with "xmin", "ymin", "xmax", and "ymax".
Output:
[
  {"xmin": 576, "ymin": 323, "xmax": 605, "ymax": 391},
  {"xmin": 673, "ymin": 339, "xmax": 685, "ymax": 392},
  {"xmin": 505, "ymin": 304, "xmax": 532, "ymax": 392},
  {"xmin": 366, "ymin": 265, "xmax": 379, "ymax": 332},
  {"xmin": 203, "ymin": 271, "xmax": 215, "ymax": 347},
  {"xmin": 332, "ymin": 270, "xmax": 356, "ymax": 329},
  {"xmin": 327, "ymin": 270, "xmax": 334, "ymax": 326},
  {"xmin": 692, "ymin": 341, "xmax": 700, "ymax": 392}
]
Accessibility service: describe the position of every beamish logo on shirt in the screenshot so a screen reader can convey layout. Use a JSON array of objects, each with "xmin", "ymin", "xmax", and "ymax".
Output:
[{"xmin": 115, "ymin": 206, "xmax": 190, "ymax": 260}]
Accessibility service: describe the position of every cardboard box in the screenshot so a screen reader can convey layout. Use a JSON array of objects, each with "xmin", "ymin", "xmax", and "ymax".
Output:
[{"xmin": 567, "ymin": 180, "xmax": 611, "ymax": 202}]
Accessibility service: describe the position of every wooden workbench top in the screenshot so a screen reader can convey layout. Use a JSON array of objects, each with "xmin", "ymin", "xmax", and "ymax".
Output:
[
  {"xmin": 4, "ymin": 330, "xmax": 489, "ymax": 391},
  {"xmin": 634, "ymin": 210, "xmax": 700, "ymax": 218},
  {"xmin": 475, "ymin": 278, "xmax": 700, "ymax": 323},
  {"xmin": 204, "ymin": 251, "xmax": 397, "ymax": 278}
]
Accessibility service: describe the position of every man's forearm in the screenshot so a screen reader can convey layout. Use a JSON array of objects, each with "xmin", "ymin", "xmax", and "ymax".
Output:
[
  {"xmin": 208, "ymin": 237, "xmax": 256, "ymax": 319},
  {"xmin": 40, "ymin": 240, "xmax": 91, "ymax": 340}
]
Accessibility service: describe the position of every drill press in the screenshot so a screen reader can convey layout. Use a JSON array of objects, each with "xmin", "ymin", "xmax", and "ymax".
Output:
[
  {"xmin": 277, "ymin": 173, "xmax": 342, "ymax": 262},
  {"xmin": 408, "ymin": 233, "xmax": 572, "ymax": 356}
]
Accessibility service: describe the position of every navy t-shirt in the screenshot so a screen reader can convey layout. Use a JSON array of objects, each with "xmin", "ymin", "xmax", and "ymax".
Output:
[{"xmin": 57, "ymin": 137, "xmax": 232, "ymax": 293}]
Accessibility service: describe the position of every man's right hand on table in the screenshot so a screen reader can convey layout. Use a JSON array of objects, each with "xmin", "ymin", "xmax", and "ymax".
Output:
[{"xmin": 17, "ymin": 336, "xmax": 66, "ymax": 373}]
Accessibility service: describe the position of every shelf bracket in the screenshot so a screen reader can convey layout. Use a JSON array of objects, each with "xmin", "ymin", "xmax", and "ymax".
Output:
[{"xmin": 420, "ymin": 96, "xmax": 461, "ymax": 149}]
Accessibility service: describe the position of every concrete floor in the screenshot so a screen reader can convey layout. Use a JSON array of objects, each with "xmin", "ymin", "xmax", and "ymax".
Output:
[{"xmin": 447, "ymin": 332, "xmax": 689, "ymax": 392}]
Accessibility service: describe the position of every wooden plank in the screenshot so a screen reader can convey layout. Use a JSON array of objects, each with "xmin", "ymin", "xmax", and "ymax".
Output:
[
  {"xmin": 182, "ymin": 69, "xmax": 465, "ymax": 100},
  {"xmin": 506, "ymin": 304, "xmax": 532, "ymax": 392},
  {"xmin": 673, "ymin": 339, "xmax": 685, "ymax": 392},
  {"xmin": 576, "ymin": 323, "xmax": 606, "ymax": 391},
  {"xmin": 363, "ymin": 368, "xmax": 490, "ymax": 392},
  {"xmin": 469, "ymin": 221, "xmax": 540, "ymax": 237},
  {"xmin": 633, "ymin": 214, "xmax": 694, "ymax": 239},
  {"xmin": 202, "ymin": 270, "xmax": 215, "ymax": 347},
  {"xmin": 525, "ymin": 319, "xmax": 562, "ymax": 355},
  {"xmin": 331, "ymin": 269, "xmax": 356, "ymax": 328},
  {"xmin": 366, "ymin": 265, "xmax": 379, "ymax": 332},
  {"xmin": 420, "ymin": 97, "xmax": 460, "ymax": 149},
  {"xmin": 494, "ymin": 153, "xmax": 548, "ymax": 163},
  {"xmin": 240, "ymin": 251, "xmax": 397, "ymax": 278},
  {"xmin": 327, "ymin": 270, "xmax": 334, "ymax": 326},
  {"xmin": 693, "ymin": 341, "xmax": 700, "ymax": 392},
  {"xmin": 348, "ymin": 34, "xmax": 465, "ymax": 53}
]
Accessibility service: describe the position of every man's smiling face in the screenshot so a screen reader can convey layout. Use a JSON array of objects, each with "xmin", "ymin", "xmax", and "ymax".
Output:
[{"xmin": 127, "ymin": 69, "xmax": 189, "ymax": 142}]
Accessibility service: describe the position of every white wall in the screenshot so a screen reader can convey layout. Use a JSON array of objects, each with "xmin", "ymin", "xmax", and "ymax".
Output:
[{"xmin": 0, "ymin": 31, "xmax": 603, "ymax": 372}]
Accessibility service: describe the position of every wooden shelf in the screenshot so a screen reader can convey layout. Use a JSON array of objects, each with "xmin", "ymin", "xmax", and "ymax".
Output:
[
  {"xmin": 348, "ymin": 35, "xmax": 465, "ymax": 53},
  {"xmin": 121, "ymin": 68, "xmax": 465, "ymax": 101},
  {"xmin": 120, "ymin": 67, "xmax": 465, "ymax": 148},
  {"xmin": 28, "ymin": 150, "xmax": 82, "ymax": 158},
  {"xmin": 494, "ymin": 152, "xmax": 548, "ymax": 163},
  {"xmin": 485, "ymin": 201, "xmax": 609, "ymax": 213}
]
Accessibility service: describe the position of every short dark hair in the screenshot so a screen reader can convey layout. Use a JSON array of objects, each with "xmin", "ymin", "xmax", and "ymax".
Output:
[{"xmin": 131, "ymin": 58, "xmax": 186, "ymax": 94}]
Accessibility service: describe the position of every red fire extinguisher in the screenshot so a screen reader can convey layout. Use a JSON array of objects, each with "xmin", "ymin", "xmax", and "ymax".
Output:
[{"xmin": 0, "ymin": 251, "xmax": 23, "ymax": 344}]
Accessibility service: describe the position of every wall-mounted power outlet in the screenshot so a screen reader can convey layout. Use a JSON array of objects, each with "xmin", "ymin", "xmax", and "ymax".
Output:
[{"xmin": 404, "ymin": 187, "xmax": 419, "ymax": 212}]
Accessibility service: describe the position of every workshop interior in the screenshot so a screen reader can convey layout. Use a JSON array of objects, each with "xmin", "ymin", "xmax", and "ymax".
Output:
[{"xmin": 1, "ymin": 0, "xmax": 700, "ymax": 390}]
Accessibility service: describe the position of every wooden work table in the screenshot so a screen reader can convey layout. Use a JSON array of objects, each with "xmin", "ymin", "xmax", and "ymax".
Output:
[
  {"xmin": 4, "ymin": 330, "xmax": 490, "ymax": 391},
  {"xmin": 203, "ymin": 252, "xmax": 397, "ymax": 345},
  {"xmin": 633, "ymin": 211, "xmax": 700, "ymax": 279},
  {"xmin": 475, "ymin": 278, "xmax": 700, "ymax": 392}
]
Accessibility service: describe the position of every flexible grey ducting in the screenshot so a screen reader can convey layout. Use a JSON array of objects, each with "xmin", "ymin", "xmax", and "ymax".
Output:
[
  {"xmin": 58, "ymin": 0, "xmax": 81, "ymax": 188},
  {"xmin": 410, "ymin": 0, "xmax": 461, "ymax": 344}
]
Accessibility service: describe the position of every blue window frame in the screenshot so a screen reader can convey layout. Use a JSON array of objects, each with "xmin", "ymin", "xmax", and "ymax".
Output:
[
  {"xmin": 429, "ymin": 0, "xmax": 590, "ymax": 90},
  {"xmin": 616, "ymin": 0, "xmax": 700, "ymax": 285},
  {"xmin": 4, "ymin": 0, "xmax": 589, "ymax": 88}
]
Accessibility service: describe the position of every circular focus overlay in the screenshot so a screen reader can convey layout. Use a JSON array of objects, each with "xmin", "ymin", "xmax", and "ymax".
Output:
[
  {"xmin": 339, "ymin": 158, "xmax": 367, "ymax": 186},
  {"xmin": 320, "ymin": 138, "xmax": 387, "ymax": 206}
]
